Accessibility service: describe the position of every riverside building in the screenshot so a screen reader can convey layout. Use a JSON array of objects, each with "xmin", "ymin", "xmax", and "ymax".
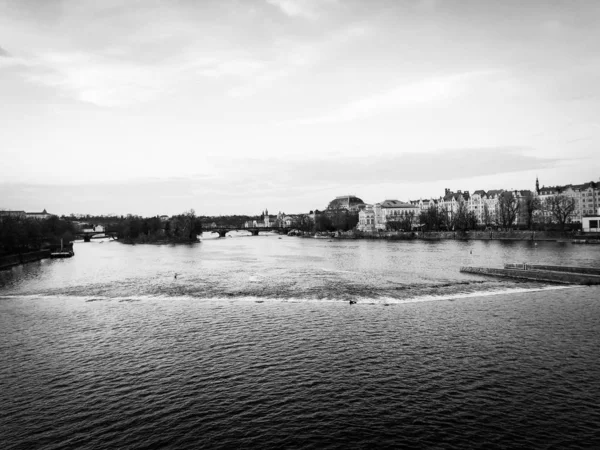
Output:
[
  {"xmin": 356, "ymin": 177, "xmax": 599, "ymax": 232},
  {"xmin": 358, "ymin": 200, "xmax": 419, "ymax": 231},
  {"xmin": 536, "ymin": 178, "xmax": 600, "ymax": 224}
]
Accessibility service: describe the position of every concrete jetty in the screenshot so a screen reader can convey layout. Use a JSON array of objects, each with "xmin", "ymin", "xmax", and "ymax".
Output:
[
  {"xmin": 504, "ymin": 263, "xmax": 600, "ymax": 276},
  {"xmin": 0, "ymin": 250, "xmax": 51, "ymax": 270},
  {"xmin": 460, "ymin": 264, "xmax": 600, "ymax": 285}
]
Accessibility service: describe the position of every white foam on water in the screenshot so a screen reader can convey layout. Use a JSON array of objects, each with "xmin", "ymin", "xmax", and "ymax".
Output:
[
  {"xmin": 377, "ymin": 284, "xmax": 578, "ymax": 305},
  {"xmin": 0, "ymin": 284, "xmax": 583, "ymax": 305},
  {"xmin": 320, "ymin": 268, "xmax": 355, "ymax": 273}
]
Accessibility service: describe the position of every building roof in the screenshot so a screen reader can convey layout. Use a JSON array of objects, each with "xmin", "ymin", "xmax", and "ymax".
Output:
[
  {"xmin": 443, "ymin": 192, "xmax": 462, "ymax": 202},
  {"xmin": 26, "ymin": 210, "xmax": 52, "ymax": 216},
  {"xmin": 327, "ymin": 195, "xmax": 365, "ymax": 210},
  {"xmin": 514, "ymin": 190, "xmax": 533, "ymax": 197},
  {"xmin": 472, "ymin": 190, "xmax": 487, "ymax": 196},
  {"xmin": 538, "ymin": 186, "xmax": 560, "ymax": 195},
  {"xmin": 571, "ymin": 181, "xmax": 599, "ymax": 191},
  {"xmin": 379, "ymin": 199, "xmax": 415, "ymax": 208}
]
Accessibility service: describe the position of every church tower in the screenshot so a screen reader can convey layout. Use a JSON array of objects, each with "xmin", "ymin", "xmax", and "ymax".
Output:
[{"xmin": 536, "ymin": 176, "xmax": 540, "ymax": 194}]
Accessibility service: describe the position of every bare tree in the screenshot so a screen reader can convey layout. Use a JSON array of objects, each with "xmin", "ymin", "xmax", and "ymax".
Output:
[
  {"xmin": 453, "ymin": 201, "xmax": 469, "ymax": 231},
  {"xmin": 482, "ymin": 203, "xmax": 493, "ymax": 228},
  {"xmin": 439, "ymin": 205, "xmax": 452, "ymax": 230},
  {"xmin": 386, "ymin": 211, "xmax": 416, "ymax": 231},
  {"xmin": 297, "ymin": 214, "xmax": 314, "ymax": 232},
  {"xmin": 418, "ymin": 206, "xmax": 445, "ymax": 231},
  {"xmin": 543, "ymin": 195, "xmax": 576, "ymax": 230},
  {"xmin": 523, "ymin": 195, "xmax": 541, "ymax": 230},
  {"xmin": 495, "ymin": 191, "xmax": 519, "ymax": 229}
]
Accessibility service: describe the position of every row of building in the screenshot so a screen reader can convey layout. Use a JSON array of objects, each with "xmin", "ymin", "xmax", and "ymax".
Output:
[
  {"xmin": 243, "ymin": 178, "xmax": 600, "ymax": 233},
  {"xmin": 0, "ymin": 209, "xmax": 54, "ymax": 220},
  {"xmin": 243, "ymin": 210, "xmax": 298, "ymax": 228},
  {"xmin": 355, "ymin": 177, "xmax": 600, "ymax": 232}
]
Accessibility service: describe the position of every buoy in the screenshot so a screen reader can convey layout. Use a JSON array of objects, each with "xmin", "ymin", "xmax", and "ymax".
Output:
[
  {"xmin": 349, "ymin": 300, "xmax": 357, "ymax": 305},
  {"xmin": 174, "ymin": 273, "xmax": 177, "ymax": 279}
]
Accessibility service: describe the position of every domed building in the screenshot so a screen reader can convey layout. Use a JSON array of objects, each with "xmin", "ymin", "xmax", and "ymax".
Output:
[{"xmin": 326, "ymin": 195, "xmax": 365, "ymax": 212}]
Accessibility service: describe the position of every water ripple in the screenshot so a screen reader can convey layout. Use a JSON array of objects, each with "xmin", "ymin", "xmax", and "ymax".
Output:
[{"xmin": 2, "ymin": 240, "xmax": 600, "ymax": 448}]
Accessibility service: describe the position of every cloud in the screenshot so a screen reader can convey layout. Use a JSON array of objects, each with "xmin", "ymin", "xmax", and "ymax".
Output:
[
  {"xmin": 0, "ymin": 147, "xmax": 561, "ymax": 215},
  {"xmin": 6, "ymin": 21, "xmax": 367, "ymax": 105},
  {"xmin": 20, "ymin": 52, "xmax": 166, "ymax": 107},
  {"xmin": 227, "ymin": 23, "xmax": 368, "ymax": 97},
  {"xmin": 0, "ymin": 46, "xmax": 9, "ymax": 57},
  {"xmin": 0, "ymin": 0, "xmax": 368, "ymax": 104},
  {"xmin": 287, "ymin": 70, "xmax": 497, "ymax": 124},
  {"xmin": 213, "ymin": 147, "xmax": 558, "ymax": 191},
  {"xmin": 266, "ymin": 0, "xmax": 338, "ymax": 20},
  {"xmin": 415, "ymin": 0, "xmax": 437, "ymax": 13},
  {"xmin": 10, "ymin": 49, "xmax": 267, "ymax": 107}
]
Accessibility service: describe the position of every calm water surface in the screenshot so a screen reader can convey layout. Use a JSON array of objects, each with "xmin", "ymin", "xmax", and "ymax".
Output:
[{"xmin": 1, "ymin": 235, "xmax": 599, "ymax": 448}]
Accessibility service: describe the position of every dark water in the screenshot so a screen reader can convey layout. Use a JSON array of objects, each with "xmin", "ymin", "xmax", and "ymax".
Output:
[{"xmin": 1, "ymin": 235, "xmax": 600, "ymax": 448}]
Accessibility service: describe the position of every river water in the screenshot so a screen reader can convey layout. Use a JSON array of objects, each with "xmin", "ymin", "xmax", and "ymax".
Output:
[{"xmin": 1, "ymin": 234, "xmax": 599, "ymax": 448}]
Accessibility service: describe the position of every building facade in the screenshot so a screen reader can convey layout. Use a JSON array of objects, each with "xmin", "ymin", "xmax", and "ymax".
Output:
[
  {"xmin": 357, "ymin": 205, "xmax": 375, "ymax": 232},
  {"xmin": 26, "ymin": 209, "xmax": 53, "ymax": 220},
  {"xmin": 536, "ymin": 178, "xmax": 600, "ymax": 224},
  {"xmin": 357, "ymin": 200, "xmax": 419, "ymax": 231}
]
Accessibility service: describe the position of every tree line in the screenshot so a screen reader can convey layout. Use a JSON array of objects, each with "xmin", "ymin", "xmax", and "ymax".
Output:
[
  {"xmin": 0, "ymin": 209, "xmax": 205, "ymax": 255},
  {"xmin": 414, "ymin": 193, "xmax": 578, "ymax": 232},
  {"xmin": 312, "ymin": 209, "xmax": 359, "ymax": 232},
  {"xmin": 0, "ymin": 215, "xmax": 76, "ymax": 255},
  {"xmin": 114, "ymin": 210, "xmax": 202, "ymax": 243}
]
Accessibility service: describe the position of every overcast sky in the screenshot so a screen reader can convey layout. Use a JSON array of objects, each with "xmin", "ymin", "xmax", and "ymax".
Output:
[{"xmin": 1, "ymin": 0, "xmax": 599, "ymax": 216}]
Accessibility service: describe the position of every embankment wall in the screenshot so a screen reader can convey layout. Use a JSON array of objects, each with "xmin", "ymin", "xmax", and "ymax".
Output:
[
  {"xmin": 0, "ymin": 250, "xmax": 51, "ymax": 270},
  {"xmin": 461, "ymin": 266, "xmax": 600, "ymax": 285},
  {"xmin": 505, "ymin": 263, "xmax": 600, "ymax": 276},
  {"xmin": 343, "ymin": 230, "xmax": 575, "ymax": 241}
]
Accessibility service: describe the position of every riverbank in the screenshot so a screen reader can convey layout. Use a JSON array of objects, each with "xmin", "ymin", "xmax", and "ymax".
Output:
[
  {"xmin": 117, "ymin": 236, "xmax": 200, "ymax": 245},
  {"xmin": 328, "ymin": 230, "xmax": 596, "ymax": 242},
  {"xmin": 0, "ymin": 250, "xmax": 51, "ymax": 270}
]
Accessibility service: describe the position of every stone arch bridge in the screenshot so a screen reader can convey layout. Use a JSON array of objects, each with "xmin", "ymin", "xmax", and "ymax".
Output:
[
  {"xmin": 75, "ymin": 230, "xmax": 118, "ymax": 242},
  {"xmin": 202, "ymin": 226, "xmax": 287, "ymax": 238}
]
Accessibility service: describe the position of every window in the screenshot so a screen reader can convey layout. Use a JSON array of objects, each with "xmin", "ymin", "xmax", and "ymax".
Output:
[{"xmin": 590, "ymin": 220, "xmax": 598, "ymax": 228}]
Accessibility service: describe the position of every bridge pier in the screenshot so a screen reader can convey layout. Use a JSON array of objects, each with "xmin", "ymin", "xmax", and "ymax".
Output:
[
  {"xmin": 251, "ymin": 229, "xmax": 260, "ymax": 236},
  {"xmin": 217, "ymin": 230, "xmax": 228, "ymax": 238},
  {"xmin": 83, "ymin": 236, "xmax": 91, "ymax": 242}
]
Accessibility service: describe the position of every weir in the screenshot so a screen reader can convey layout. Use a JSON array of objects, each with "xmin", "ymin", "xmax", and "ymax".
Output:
[
  {"xmin": 504, "ymin": 263, "xmax": 600, "ymax": 276},
  {"xmin": 461, "ymin": 264, "xmax": 600, "ymax": 285}
]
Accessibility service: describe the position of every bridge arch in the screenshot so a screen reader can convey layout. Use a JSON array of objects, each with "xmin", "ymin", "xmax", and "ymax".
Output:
[{"xmin": 202, "ymin": 226, "xmax": 287, "ymax": 238}]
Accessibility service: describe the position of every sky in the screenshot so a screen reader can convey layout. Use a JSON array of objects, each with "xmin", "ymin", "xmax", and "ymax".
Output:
[{"xmin": 1, "ymin": 0, "xmax": 599, "ymax": 216}]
